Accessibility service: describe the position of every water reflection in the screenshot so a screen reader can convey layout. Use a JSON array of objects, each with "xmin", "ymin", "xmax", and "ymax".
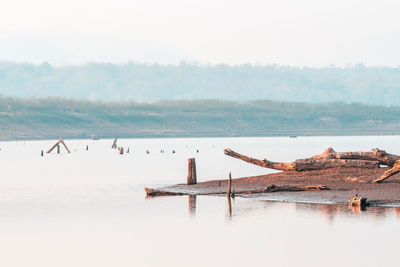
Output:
[
  {"xmin": 227, "ymin": 196, "xmax": 232, "ymax": 219},
  {"xmin": 188, "ymin": 195, "xmax": 196, "ymax": 217},
  {"xmin": 292, "ymin": 201, "xmax": 397, "ymax": 221}
]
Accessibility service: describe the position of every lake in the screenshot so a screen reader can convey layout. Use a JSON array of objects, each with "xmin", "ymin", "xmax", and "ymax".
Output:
[{"xmin": 0, "ymin": 136, "xmax": 399, "ymax": 267}]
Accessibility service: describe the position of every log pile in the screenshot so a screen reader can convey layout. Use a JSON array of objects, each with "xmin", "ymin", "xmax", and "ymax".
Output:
[{"xmin": 224, "ymin": 147, "xmax": 400, "ymax": 183}]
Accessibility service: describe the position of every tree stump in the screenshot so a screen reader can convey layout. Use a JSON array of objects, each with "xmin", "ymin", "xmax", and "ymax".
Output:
[
  {"xmin": 349, "ymin": 194, "xmax": 368, "ymax": 207},
  {"xmin": 187, "ymin": 158, "xmax": 197, "ymax": 185}
]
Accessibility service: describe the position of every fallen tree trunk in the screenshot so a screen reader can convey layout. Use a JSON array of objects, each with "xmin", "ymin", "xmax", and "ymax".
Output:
[
  {"xmin": 145, "ymin": 184, "xmax": 329, "ymax": 197},
  {"xmin": 224, "ymin": 147, "xmax": 387, "ymax": 171},
  {"xmin": 373, "ymin": 160, "xmax": 400, "ymax": 183}
]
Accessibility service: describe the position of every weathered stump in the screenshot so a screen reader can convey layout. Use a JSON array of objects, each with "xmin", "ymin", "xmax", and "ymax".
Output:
[
  {"xmin": 187, "ymin": 158, "xmax": 197, "ymax": 185},
  {"xmin": 349, "ymin": 194, "xmax": 368, "ymax": 207}
]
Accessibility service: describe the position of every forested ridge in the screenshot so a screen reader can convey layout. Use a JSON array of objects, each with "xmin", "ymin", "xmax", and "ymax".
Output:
[{"xmin": 1, "ymin": 97, "xmax": 399, "ymax": 140}]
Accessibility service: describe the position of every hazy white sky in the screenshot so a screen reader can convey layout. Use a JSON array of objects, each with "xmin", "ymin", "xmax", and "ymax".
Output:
[{"xmin": 1, "ymin": 0, "xmax": 400, "ymax": 66}]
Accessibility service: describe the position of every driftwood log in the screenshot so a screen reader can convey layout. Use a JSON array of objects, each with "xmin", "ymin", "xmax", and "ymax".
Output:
[
  {"xmin": 373, "ymin": 160, "xmax": 400, "ymax": 183},
  {"xmin": 145, "ymin": 184, "xmax": 329, "ymax": 197},
  {"xmin": 224, "ymin": 147, "xmax": 400, "ymax": 172}
]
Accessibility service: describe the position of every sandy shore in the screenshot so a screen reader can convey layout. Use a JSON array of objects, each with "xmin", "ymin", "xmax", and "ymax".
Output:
[{"xmin": 145, "ymin": 167, "xmax": 400, "ymax": 207}]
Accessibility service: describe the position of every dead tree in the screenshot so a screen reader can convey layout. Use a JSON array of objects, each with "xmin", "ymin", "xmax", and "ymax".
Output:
[
  {"xmin": 223, "ymin": 147, "xmax": 400, "ymax": 172},
  {"xmin": 47, "ymin": 137, "xmax": 71, "ymax": 153}
]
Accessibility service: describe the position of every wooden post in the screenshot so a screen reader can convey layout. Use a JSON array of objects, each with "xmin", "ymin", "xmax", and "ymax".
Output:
[
  {"xmin": 119, "ymin": 147, "xmax": 124, "ymax": 155},
  {"xmin": 187, "ymin": 158, "xmax": 197, "ymax": 185},
  {"xmin": 57, "ymin": 144, "xmax": 60, "ymax": 154},
  {"xmin": 86, "ymin": 145, "xmax": 88, "ymax": 151},
  {"xmin": 227, "ymin": 172, "xmax": 232, "ymax": 198},
  {"xmin": 41, "ymin": 150, "xmax": 44, "ymax": 157}
]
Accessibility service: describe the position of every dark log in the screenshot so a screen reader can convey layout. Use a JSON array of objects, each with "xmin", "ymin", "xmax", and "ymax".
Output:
[
  {"xmin": 236, "ymin": 184, "xmax": 329, "ymax": 194},
  {"xmin": 373, "ymin": 160, "xmax": 400, "ymax": 183},
  {"xmin": 187, "ymin": 158, "xmax": 197, "ymax": 185},
  {"xmin": 224, "ymin": 148, "xmax": 380, "ymax": 171},
  {"xmin": 145, "ymin": 188, "xmax": 186, "ymax": 196}
]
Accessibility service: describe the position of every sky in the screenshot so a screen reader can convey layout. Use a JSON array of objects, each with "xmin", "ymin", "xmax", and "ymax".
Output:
[{"xmin": 1, "ymin": 0, "xmax": 400, "ymax": 66}]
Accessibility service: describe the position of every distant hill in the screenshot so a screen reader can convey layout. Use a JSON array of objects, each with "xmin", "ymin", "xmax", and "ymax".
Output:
[
  {"xmin": 1, "ymin": 97, "xmax": 400, "ymax": 140},
  {"xmin": 1, "ymin": 62, "xmax": 400, "ymax": 105}
]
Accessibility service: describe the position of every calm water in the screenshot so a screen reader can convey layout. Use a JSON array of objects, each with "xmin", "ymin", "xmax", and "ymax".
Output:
[{"xmin": 0, "ymin": 136, "xmax": 399, "ymax": 267}]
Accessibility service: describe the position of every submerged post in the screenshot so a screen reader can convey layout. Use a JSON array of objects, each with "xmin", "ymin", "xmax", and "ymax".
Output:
[
  {"xmin": 227, "ymin": 172, "xmax": 232, "ymax": 198},
  {"xmin": 111, "ymin": 137, "xmax": 117, "ymax": 149},
  {"xmin": 187, "ymin": 158, "xmax": 197, "ymax": 185}
]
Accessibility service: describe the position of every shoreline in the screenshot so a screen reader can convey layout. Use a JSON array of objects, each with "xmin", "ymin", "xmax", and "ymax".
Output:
[
  {"xmin": 145, "ymin": 167, "xmax": 400, "ymax": 208},
  {"xmin": 2, "ymin": 130, "xmax": 400, "ymax": 142}
]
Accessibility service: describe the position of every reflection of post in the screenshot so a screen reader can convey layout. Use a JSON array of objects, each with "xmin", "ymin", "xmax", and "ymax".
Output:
[
  {"xmin": 227, "ymin": 195, "xmax": 232, "ymax": 218},
  {"xmin": 188, "ymin": 195, "xmax": 197, "ymax": 216}
]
